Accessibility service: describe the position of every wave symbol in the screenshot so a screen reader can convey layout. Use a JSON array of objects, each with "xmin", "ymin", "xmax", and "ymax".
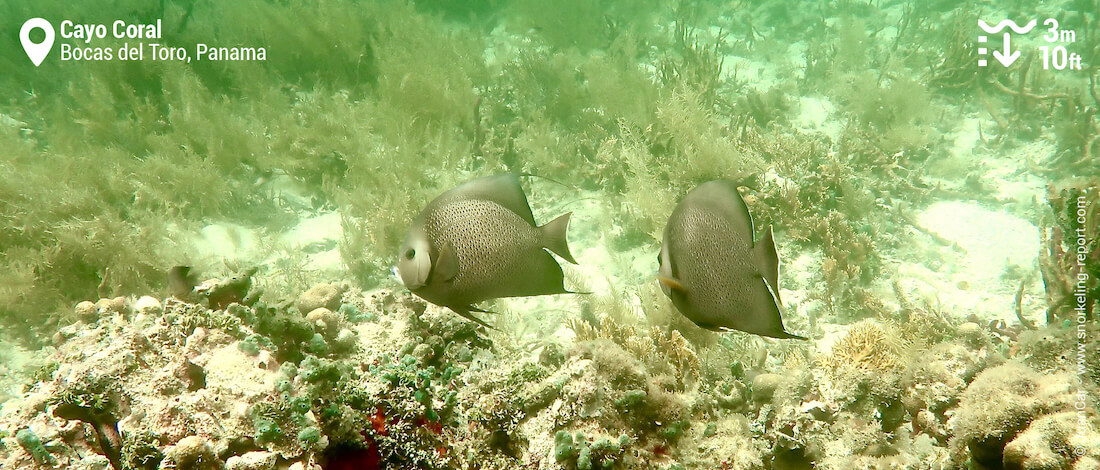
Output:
[{"xmin": 978, "ymin": 19, "xmax": 1037, "ymax": 34}]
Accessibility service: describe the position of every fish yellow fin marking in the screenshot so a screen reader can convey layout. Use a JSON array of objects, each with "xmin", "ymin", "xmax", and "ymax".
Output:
[{"xmin": 657, "ymin": 276, "xmax": 686, "ymax": 292}]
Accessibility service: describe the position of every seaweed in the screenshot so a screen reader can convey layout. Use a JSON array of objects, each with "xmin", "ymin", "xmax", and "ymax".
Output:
[
  {"xmin": 508, "ymin": 0, "xmax": 659, "ymax": 52},
  {"xmin": 925, "ymin": 11, "xmax": 981, "ymax": 90},
  {"xmin": 656, "ymin": 21, "xmax": 728, "ymax": 108},
  {"xmin": 120, "ymin": 431, "xmax": 163, "ymax": 470},
  {"xmin": 1040, "ymin": 184, "xmax": 1099, "ymax": 323}
]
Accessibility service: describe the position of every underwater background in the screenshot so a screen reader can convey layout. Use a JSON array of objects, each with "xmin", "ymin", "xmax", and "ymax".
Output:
[{"xmin": 0, "ymin": 0, "xmax": 1098, "ymax": 468}]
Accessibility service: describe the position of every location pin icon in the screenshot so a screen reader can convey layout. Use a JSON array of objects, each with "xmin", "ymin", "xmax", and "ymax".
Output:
[{"xmin": 20, "ymin": 18, "xmax": 55, "ymax": 67}]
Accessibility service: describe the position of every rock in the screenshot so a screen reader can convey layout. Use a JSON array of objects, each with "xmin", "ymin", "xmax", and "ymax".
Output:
[
  {"xmin": 751, "ymin": 373, "xmax": 784, "ymax": 404},
  {"xmin": 204, "ymin": 269, "xmax": 258, "ymax": 310},
  {"xmin": 1003, "ymin": 412, "xmax": 1091, "ymax": 470},
  {"xmin": 948, "ymin": 362, "xmax": 1080, "ymax": 467},
  {"xmin": 539, "ymin": 343, "xmax": 565, "ymax": 368},
  {"xmin": 107, "ymin": 296, "xmax": 129, "ymax": 314},
  {"xmin": 288, "ymin": 460, "xmax": 322, "ymax": 470},
  {"xmin": 332, "ymin": 328, "xmax": 358, "ymax": 351},
  {"xmin": 956, "ymin": 322, "xmax": 986, "ymax": 348},
  {"xmin": 717, "ymin": 382, "xmax": 746, "ymax": 410},
  {"xmin": 186, "ymin": 328, "xmax": 209, "ymax": 351},
  {"xmin": 956, "ymin": 322, "xmax": 981, "ymax": 336},
  {"xmin": 134, "ymin": 296, "xmax": 163, "ymax": 316},
  {"xmin": 226, "ymin": 451, "xmax": 276, "ymax": 470},
  {"xmin": 75, "ymin": 301, "xmax": 97, "ymax": 322},
  {"xmin": 168, "ymin": 436, "xmax": 219, "ymax": 470},
  {"xmin": 256, "ymin": 350, "xmax": 278, "ymax": 371},
  {"xmin": 297, "ymin": 283, "xmax": 344, "ymax": 314},
  {"xmin": 305, "ymin": 307, "xmax": 344, "ymax": 340},
  {"xmin": 800, "ymin": 400, "xmax": 835, "ymax": 422}
]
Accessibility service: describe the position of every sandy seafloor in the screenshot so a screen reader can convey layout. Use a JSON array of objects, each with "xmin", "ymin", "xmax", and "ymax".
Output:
[{"xmin": 0, "ymin": 1, "xmax": 1098, "ymax": 469}]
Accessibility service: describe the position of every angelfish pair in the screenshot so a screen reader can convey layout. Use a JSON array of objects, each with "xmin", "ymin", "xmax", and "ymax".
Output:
[{"xmin": 396, "ymin": 175, "xmax": 803, "ymax": 339}]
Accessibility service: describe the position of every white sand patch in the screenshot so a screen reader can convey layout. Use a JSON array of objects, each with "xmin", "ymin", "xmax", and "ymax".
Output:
[
  {"xmin": 196, "ymin": 223, "xmax": 263, "ymax": 263},
  {"xmin": 947, "ymin": 116, "xmax": 982, "ymax": 159},
  {"xmin": 185, "ymin": 210, "xmax": 344, "ymax": 277},
  {"xmin": 791, "ymin": 96, "xmax": 841, "ymax": 142},
  {"xmin": 279, "ymin": 212, "xmax": 344, "ymax": 272},
  {"xmin": 723, "ymin": 55, "xmax": 780, "ymax": 89},
  {"xmin": 905, "ymin": 201, "xmax": 1043, "ymax": 323},
  {"xmin": 985, "ymin": 141, "xmax": 1053, "ymax": 205},
  {"xmin": 201, "ymin": 343, "xmax": 276, "ymax": 399},
  {"xmin": 280, "ymin": 212, "xmax": 340, "ymax": 247}
]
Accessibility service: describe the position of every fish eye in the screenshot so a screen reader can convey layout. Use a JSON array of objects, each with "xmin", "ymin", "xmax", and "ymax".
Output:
[{"xmin": 405, "ymin": 249, "xmax": 416, "ymax": 260}]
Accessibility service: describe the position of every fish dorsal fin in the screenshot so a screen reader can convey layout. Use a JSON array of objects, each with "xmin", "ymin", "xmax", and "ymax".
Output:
[
  {"xmin": 685, "ymin": 181, "xmax": 754, "ymax": 244},
  {"xmin": 438, "ymin": 174, "xmax": 537, "ymax": 226},
  {"xmin": 434, "ymin": 240, "xmax": 460, "ymax": 282},
  {"xmin": 754, "ymin": 225, "xmax": 782, "ymax": 307},
  {"xmin": 725, "ymin": 182, "xmax": 755, "ymax": 240}
]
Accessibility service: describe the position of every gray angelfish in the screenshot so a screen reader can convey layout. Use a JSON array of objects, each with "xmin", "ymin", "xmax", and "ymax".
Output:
[
  {"xmin": 657, "ymin": 180, "xmax": 805, "ymax": 339},
  {"xmin": 397, "ymin": 174, "xmax": 578, "ymax": 327}
]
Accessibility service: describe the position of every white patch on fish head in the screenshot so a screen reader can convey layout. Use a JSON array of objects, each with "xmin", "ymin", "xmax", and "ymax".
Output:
[{"xmin": 397, "ymin": 232, "xmax": 432, "ymax": 290}]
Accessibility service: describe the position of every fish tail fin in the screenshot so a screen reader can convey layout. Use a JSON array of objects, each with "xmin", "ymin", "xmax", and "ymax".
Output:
[
  {"xmin": 540, "ymin": 212, "xmax": 577, "ymax": 264},
  {"xmin": 754, "ymin": 225, "xmax": 782, "ymax": 307}
]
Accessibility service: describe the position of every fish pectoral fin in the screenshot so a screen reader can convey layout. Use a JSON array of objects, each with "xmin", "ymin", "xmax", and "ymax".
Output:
[
  {"xmin": 435, "ymin": 240, "xmax": 460, "ymax": 282},
  {"xmin": 753, "ymin": 225, "xmax": 782, "ymax": 307},
  {"xmin": 451, "ymin": 305, "xmax": 496, "ymax": 330},
  {"xmin": 657, "ymin": 276, "xmax": 687, "ymax": 292}
]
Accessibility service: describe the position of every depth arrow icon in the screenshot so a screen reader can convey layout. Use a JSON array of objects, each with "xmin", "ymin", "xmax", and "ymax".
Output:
[{"xmin": 992, "ymin": 32, "xmax": 1020, "ymax": 67}]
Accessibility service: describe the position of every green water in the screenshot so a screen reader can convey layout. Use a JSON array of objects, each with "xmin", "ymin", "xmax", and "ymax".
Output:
[{"xmin": 0, "ymin": 0, "xmax": 1097, "ymax": 468}]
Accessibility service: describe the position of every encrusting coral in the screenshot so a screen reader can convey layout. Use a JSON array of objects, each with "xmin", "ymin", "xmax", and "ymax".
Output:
[{"xmin": 948, "ymin": 362, "xmax": 1100, "ymax": 468}]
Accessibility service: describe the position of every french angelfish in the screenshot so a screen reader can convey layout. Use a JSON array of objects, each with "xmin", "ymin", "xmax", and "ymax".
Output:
[
  {"xmin": 657, "ymin": 180, "xmax": 805, "ymax": 339},
  {"xmin": 397, "ymin": 174, "xmax": 578, "ymax": 327}
]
